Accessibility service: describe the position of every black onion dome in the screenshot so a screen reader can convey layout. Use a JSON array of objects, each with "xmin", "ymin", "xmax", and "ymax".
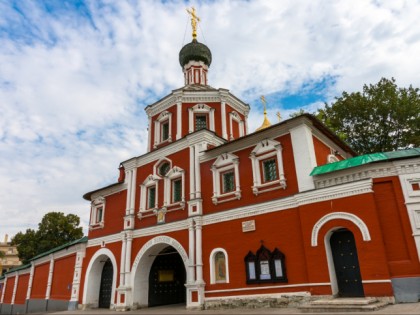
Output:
[{"xmin": 179, "ymin": 39, "xmax": 212, "ymax": 67}]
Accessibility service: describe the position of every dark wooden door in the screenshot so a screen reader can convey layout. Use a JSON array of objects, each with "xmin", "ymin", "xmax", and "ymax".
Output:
[
  {"xmin": 330, "ymin": 229, "xmax": 364, "ymax": 297},
  {"xmin": 148, "ymin": 247, "xmax": 186, "ymax": 307},
  {"xmin": 98, "ymin": 258, "xmax": 113, "ymax": 308}
]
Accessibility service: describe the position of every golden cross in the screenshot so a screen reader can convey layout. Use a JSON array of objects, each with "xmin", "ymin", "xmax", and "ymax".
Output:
[
  {"xmin": 186, "ymin": 7, "xmax": 200, "ymax": 39},
  {"xmin": 260, "ymin": 95, "xmax": 267, "ymax": 113},
  {"xmin": 277, "ymin": 111, "xmax": 282, "ymax": 122}
]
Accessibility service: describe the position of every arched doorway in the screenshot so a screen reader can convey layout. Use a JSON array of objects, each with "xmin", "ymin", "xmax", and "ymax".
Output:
[
  {"xmin": 82, "ymin": 249, "xmax": 117, "ymax": 309},
  {"xmin": 98, "ymin": 258, "xmax": 113, "ymax": 308},
  {"xmin": 148, "ymin": 246, "xmax": 186, "ymax": 307},
  {"xmin": 330, "ymin": 229, "xmax": 364, "ymax": 297}
]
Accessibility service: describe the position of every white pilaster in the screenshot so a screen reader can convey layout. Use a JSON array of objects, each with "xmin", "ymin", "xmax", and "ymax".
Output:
[
  {"xmin": 147, "ymin": 116, "xmax": 152, "ymax": 152},
  {"xmin": 45, "ymin": 256, "xmax": 54, "ymax": 299},
  {"xmin": 125, "ymin": 170, "xmax": 132, "ymax": 215},
  {"xmin": 221, "ymin": 101, "xmax": 227, "ymax": 139},
  {"xmin": 119, "ymin": 234, "xmax": 127, "ymax": 286},
  {"xmin": 26, "ymin": 263, "xmax": 35, "ymax": 301},
  {"xmin": 177, "ymin": 101, "xmax": 182, "ymax": 140},
  {"xmin": 130, "ymin": 170, "xmax": 136, "ymax": 215},
  {"xmin": 189, "ymin": 146, "xmax": 195, "ymax": 199},
  {"xmin": 124, "ymin": 232, "xmax": 133, "ymax": 287},
  {"xmin": 70, "ymin": 250, "xmax": 85, "ymax": 304},
  {"xmin": 11, "ymin": 273, "xmax": 18, "ymax": 305},
  {"xmin": 194, "ymin": 144, "xmax": 201, "ymax": 199},
  {"xmin": 188, "ymin": 219, "xmax": 196, "ymax": 284},
  {"xmin": 195, "ymin": 218, "xmax": 204, "ymax": 284},
  {"xmin": 290, "ymin": 124, "xmax": 317, "ymax": 192},
  {"xmin": 0, "ymin": 277, "xmax": 6, "ymax": 303}
]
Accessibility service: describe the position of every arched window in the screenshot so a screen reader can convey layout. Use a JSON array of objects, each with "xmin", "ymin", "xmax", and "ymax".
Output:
[
  {"xmin": 209, "ymin": 248, "xmax": 229, "ymax": 284},
  {"xmin": 244, "ymin": 245, "xmax": 287, "ymax": 284}
]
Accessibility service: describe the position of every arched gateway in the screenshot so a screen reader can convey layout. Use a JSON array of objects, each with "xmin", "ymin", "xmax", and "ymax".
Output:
[
  {"xmin": 82, "ymin": 248, "xmax": 118, "ymax": 309},
  {"xmin": 131, "ymin": 236, "xmax": 189, "ymax": 309}
]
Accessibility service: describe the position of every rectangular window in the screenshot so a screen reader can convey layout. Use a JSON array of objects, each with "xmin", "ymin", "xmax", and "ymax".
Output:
[
  {"xmin": 274, "ymin": 259, "xmax": 283, "ymax": 277},
  {"xmin": 247, "ymin": 261, "xmax": 256, "ymax": 280},
  {"xmin": 96, "ymin": 206, "xmax": 103, "ymax": 222},
  {"xmin": 222, "ymin": 171, "xmax": 235, "ymax": 193},
  {"xmin": 148, "ymin": 187, "xmax": 156, "ymax": 209},
  {"xmin": 195, "ymin": 115, "xmax": 207, "ymax": 130},
  {"xmin": 263, "ymin": 158, "xmax": 278, "ymax": 182},
  {"xmin": 172, "ymin": 179, "xmax": 182, "ymax": 203},
  {"xmin": 161, "ymin": 121, "xmax": 169, "ymax": 141}
]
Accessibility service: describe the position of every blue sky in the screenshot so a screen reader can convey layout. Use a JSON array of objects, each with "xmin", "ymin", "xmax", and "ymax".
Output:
[{"xmin": 1, "ymin": 0, "xmax": 420, "ymax": 239}]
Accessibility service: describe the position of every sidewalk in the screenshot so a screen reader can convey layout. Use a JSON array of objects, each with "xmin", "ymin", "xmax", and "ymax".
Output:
[{"xmin": 50, "ymin": 302, "xmax": 420, "ymax": 314}]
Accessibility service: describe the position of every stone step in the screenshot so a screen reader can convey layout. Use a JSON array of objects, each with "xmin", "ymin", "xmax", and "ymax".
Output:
[{"xmin": 299, "ymin": 298, "xmax": 390, "ymax": 313}]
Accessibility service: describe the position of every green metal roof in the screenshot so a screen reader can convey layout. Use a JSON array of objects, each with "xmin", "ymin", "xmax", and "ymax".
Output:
[
  {"xmin": 29, "ymin": 236, "xmax": 88, "ymax": 262},
  {"xmin": 311, "ymin": 148, "xmax": 420, "ymax": 176}
]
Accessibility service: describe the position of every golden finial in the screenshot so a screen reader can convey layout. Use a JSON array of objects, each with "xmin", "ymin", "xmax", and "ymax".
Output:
[
  {"xmin": 186, "ymin": 7, "xmax": 200, "ymax": 40},
  {"xmin": 256, "ymin": 95, "xmax": 272, "ymax": 131},
  {"xmin": 276, "ymin": 111, "xmax": 282, "ymax": 122}
]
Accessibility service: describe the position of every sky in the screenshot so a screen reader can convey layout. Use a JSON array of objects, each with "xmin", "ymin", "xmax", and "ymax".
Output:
[{"xmin": 1, "ymin": 0, "xmax": 420, "ymax": 241}]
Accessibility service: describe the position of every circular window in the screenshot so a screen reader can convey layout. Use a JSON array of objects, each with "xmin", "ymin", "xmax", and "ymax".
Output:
[{"xmin": 159, "ymin": 162, "xmax": 170, "ymax": 176}]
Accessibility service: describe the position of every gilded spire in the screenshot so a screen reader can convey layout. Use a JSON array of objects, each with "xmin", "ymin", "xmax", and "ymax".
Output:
[
  {"xmin": 186, "ymin": 7, "xmax": 200, "ymax": 40},
  {"xmin": 256, "ymin": 95, "xmax": 272, "ymax": 131}
]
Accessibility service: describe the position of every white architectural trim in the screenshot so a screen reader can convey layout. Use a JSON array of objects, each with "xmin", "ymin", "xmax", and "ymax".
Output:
[
  {"xmin": 205, "ymin": 283, "xmax": 330, "ymax": 294},
  {"xmin": 211, "ymin": 153, "xmax": 241, "ymax": 204},
  {"xmin": 176, "ymin": 101, "xmax": 182, "ymax": 140},
  {"xmin": 221, "ymin": 101, "xmax": 227, "ymax": 139},
  {"xmin": 139, "ymin": 175, "xmax": 159, "ymax": 214},
  {"xmin": 188, "ymin": 104, "xmax": 215, "ymax": 133},
  {"xmin": 209, "ymin": 248, "xmax": 230, "ymax": 284},
  {"xmin": 164, "ymin": 166, "xmax": 186, "ymax": 207},
  {"xmin": 228, "ymin": 111, "xmax": 244, "ymax": 140},
  {"xmin": 82, "ymin": 248, "xmax": 118, "ymax": 309},
  {"xmin": 89, "ymin": 197, "xmax": 105, "ymax": 230},
  {"xmin": 131, "ymin": 236, "xmax": 189, "ymax": 308},
  {"xmin": 324, "ymin": 228, "xmax": 339, "ymax": 295},
  {"xmin": 290, "ymin": 123, "xmax": 317, "ymax": 192},
  {"xmin": 250, "ymin": 139, "xmax": 286, "ymax": 195},
  {"xmin": 153, "ymin": 110, "xmax": 172, "ymax": 148},
  {"xmin": 311, "ymin": 212, "xmax": 371, "ymax": 247}
]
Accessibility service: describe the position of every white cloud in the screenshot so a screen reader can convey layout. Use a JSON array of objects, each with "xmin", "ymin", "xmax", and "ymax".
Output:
[{"xmin": 1, "ymin": 0, "xmax": 420, "ymax": 239}]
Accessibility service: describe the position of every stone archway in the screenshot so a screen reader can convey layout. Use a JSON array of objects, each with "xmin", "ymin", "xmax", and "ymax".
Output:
[
  {"xmin": 131, "ymin": 236, "xmax": 189, "ymax": 309},
  {"xmin": 82, "ymin": 248, "xmax": 118, "ymax": 309}
]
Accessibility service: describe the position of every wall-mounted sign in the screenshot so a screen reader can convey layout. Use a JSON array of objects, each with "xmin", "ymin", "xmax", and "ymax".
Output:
[{"xmin": 242, "ymin": 220, "xmax": 256, "ymax": 232}]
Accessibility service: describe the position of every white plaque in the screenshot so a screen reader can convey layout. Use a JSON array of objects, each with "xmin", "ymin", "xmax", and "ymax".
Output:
[{"xmin": 242, "ymin": 220, "xmax": 256, "ymax": 232}]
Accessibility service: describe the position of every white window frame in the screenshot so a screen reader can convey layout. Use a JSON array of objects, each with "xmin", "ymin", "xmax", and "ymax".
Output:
[
  {"xmin": 250, "ymin": 139, "xmax": 286, "ymax": 195},
  {"xmin": 327, "ymin": 154, "xmax": 340, "ymax": 163},
  {"xmin": 154, "ymin": 111, "xmax": 172, "ymax": 148},
  {"xmin": 188, "ymin": 104, "xmax": 215, "ymax": 133},
  {"xmin": 209, "ymin": 248, "xmax": 230, "ymax": 284},
  {"xmin": 164, "ymin": 166, "xmax": 186, "ymax": 208},
  {"xmin": 89, "ymin": 197, "xmax": 105, "ymax": 230},
  {"xmin": 211, "ymin": 153, "xmax": 241, "ymax": 205},
  {"xmin": 229, "ymin": 111, "xmax": 245, "ymax": 140},
  {"xmin": 139, "ymin": 175, "xmax": 159, "ymax": 213}
]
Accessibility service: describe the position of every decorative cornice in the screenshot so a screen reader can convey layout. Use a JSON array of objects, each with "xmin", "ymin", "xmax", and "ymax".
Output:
[
  {"xmin": 145, "ymin": 89, "xmax": 250, "ymax": 118},
  {"xmin": 313, "ymin": 158, "xmax": 420, "ymax": 189},
  {"xmin": 203, "ymin": 179, "xmax": 373, "ymax": 226},
  {"xmin": 91, "ymin": 182, "xmax": 127, "ymax": 201}
]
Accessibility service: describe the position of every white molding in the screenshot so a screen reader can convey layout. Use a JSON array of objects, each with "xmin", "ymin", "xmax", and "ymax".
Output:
[
  {"xmin": 228, "ymin": 111, "xmax": 244, "ymax": 140},
  {"xmin": 203, "ymin": 179, "xmax": 373, "ymax": 227},
  {"xmin": 130, "ymin": 235, "xmax": 189, "ymax": 308},
  {"xmin": 90, "ymin": 183, "xmax": 127, "ymax": 202},
  {"xmin": 89, "ymin": 197, "xmax": 105, "ymax": 230},
  {"xmin": 250, "ymin": 139, "xmax": 286, "ymax": 195},
  {"xmin": 313, "ymin": 158, "xmax": 420, "ymax": 189},
  {"xmin": 82, "ymin": 248, "xmax": 118, "ymax": 309},
  {"xmin": 290, "ymin": 124, "xmax": 317, "ymax": 192},
  {"xmin": 153, "ymin": 111, "xmax": 173, "ymax": 148},
  {"xmin": 86, "ymin": 180, "xmax": 373, "ymax": 249},
  {"xmin": 209, "ymin": 248, "xmax": 230, "ymax": 284},
  {"xmin": 211, "ymin": 153, "xmax": 241, "ymax": 204},
  {"xmin": 145, "ymin": 89, "xmax": 250, "ymax": 119},
  {"xmin": 311, "ymin": 212, "xmax": 371, "ymax": 247},
  {"xmin": 205, "ymin": 283, "xmax": 329, "ymax": 294},
  {"xmin": 188, "ymin": 103, "xmax": 215, "ymax": 133}
]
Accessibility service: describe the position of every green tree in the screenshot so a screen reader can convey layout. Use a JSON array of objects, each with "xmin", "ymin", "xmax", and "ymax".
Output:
[
  {"xmin": 317, "ymin": 78, "xmax": 420, "ymax": 154},
  {"xmin": 289, "ymin": 108, "xmax": 308, "ymax": 118},
  {"xmin": 0, "ymin": 250, "xmax": 5, "ymax": 259},
  {"xmin": 11, "ymin": 212, "xmax": 83, "ymax": 264}
]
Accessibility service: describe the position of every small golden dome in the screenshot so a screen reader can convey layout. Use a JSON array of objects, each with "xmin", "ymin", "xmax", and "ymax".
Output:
[{"xmin": 256, "ymin": 95, "xmax": 272, "ymax": 131}]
